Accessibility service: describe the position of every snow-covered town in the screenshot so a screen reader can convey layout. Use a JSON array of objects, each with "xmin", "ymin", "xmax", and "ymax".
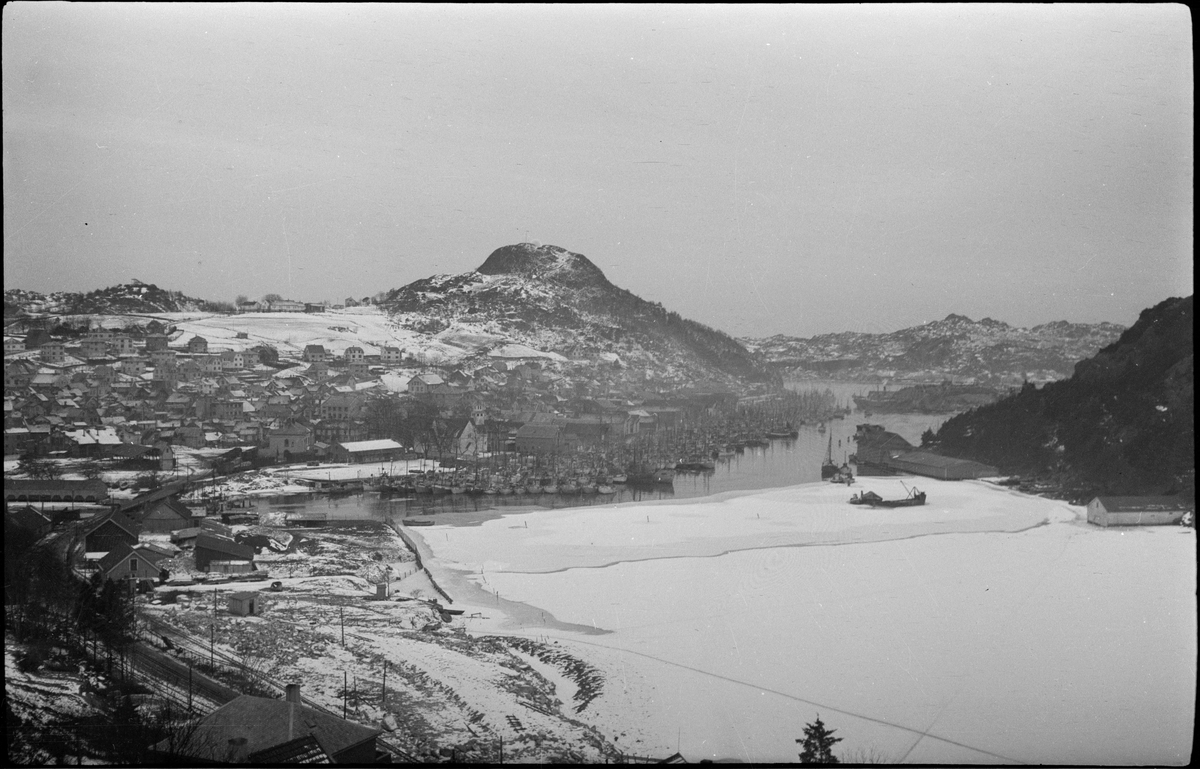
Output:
[
  {"xmin": 6, "ymin": 4, "xmax": 1194, "ymax": 767},
  {"xmin": 5, "ymin": 300, "xmax": 1194, "ymax": 763}
]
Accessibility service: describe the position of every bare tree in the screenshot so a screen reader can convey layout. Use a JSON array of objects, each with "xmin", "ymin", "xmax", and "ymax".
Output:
[
  {"xmin": 19, "ymin": 455, "xmax": 61, "ymax": 480},
  {"xmin": 81, "ymin": 459, "xmax": 107, "ymax": 480}
]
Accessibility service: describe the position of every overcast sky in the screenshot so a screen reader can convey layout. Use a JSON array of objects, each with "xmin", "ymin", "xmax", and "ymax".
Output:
[{"xmin": 3, "ymin": 3, "xmax": 1192, "ymax": 337}]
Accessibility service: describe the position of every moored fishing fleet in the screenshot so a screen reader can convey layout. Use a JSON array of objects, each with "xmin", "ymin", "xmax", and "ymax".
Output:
[{"xmin": 300, "ymin": 389, "xmax": 851, "ymax": 503}]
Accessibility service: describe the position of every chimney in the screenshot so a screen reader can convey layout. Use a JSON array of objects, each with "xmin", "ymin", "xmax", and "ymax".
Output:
[{"xmin": 285, "ymin": 683, "xmax": 302, "ymax": 703}]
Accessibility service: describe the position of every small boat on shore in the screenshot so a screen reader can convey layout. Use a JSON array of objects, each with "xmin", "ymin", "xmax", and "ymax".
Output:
[
  {"xmin": 873, "ymin": 487, "xmax": 926, "ymax": 507},
  {"xmin": 829, "ymin": 466, "xmax": 854, "ymax": 485},
  {"xmin": 850, "ymin": 486, "xmax": 926, "ymax": 507}
]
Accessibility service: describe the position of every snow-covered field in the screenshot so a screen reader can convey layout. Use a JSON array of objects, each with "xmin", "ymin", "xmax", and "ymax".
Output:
[
  {"xmin": 166, "ymin": 308, "xmax": 466, "ymax": 362},
  {"xmin": 415, "ymin": 478, "xmax": 1197, "ymax": 764},
  {"xmin": 166, "ymin": 308, "xmax": 558, "ymax": 365}
]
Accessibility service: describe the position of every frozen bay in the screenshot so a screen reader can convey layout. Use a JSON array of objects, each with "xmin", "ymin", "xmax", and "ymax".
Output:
[{"xmin": 415, "ymin": 478, "xmax": 1196, "ymax": 764}]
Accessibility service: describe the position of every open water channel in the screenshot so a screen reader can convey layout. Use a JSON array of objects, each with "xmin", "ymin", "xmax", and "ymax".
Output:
[{"xmin": 247, "ymin": 381, "xmax": 959, "ymax": 525}]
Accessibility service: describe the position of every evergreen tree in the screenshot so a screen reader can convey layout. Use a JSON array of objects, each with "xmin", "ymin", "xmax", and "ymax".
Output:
[{"xmin": 796, "ymin": 714, "xmax": 842, "ymax": 764}]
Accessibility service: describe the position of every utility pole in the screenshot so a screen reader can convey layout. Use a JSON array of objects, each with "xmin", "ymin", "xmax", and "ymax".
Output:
[
  {"xmin": 343, "ymin": 671, "xmax": 348, "ymax": 719},
  {"xmin": 382, "ymin": 660, "xmax": 387, "ymax": 706},
  {"xmin": 340, "ymin": 606, "xmax": 345, "ymax": 646}
]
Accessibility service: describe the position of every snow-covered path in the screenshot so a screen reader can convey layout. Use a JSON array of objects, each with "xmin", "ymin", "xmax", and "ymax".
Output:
[{"xmin": 415, "ymin": 479, "xmax": 1196, "ymax": 764}]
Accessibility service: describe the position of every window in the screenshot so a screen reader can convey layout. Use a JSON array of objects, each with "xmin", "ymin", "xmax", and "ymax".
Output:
[{"xmin": 130, "ymin": 558, "xmax": 138, "ymax": 574}]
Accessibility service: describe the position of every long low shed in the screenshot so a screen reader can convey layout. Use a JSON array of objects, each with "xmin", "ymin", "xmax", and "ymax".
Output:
[
  {"xmin": 883, "ymin": 450, "xmax": 998, "ymax": 480},
  {"xmin": 1087, "ymin": 496, "xmax": 1191, "ymax": 527}
]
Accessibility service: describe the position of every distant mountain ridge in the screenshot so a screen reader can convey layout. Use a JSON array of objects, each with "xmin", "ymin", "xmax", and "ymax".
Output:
[
  {"xmin": 382, "ymin": 243, "xmax": 777, "ymax": 386},
  {"xmin": 4, "ymin": 282, "xmax": 215, "ymax": 316},
  {"xmin": 742, "ymin": 314, "xmax": 1125, "ymax": 384},
  {"xmin": 928, "ymin": 295, "xmax": 1194, "ymax": 500}
]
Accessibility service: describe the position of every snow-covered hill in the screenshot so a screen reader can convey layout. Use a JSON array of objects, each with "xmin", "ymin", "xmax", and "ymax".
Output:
[
  {"xmin": 4, "ymin": 281, "xmax": 215, "ymax": 316},
  {"xmin": 379, "ymin": 243, "xmax": 777, "ymax": 386},
  {"xmin": 742, "ymin": 314, "xmax": 1125, "ymax": 384},
  {"xmin": 4, "ymin": 244, "xmax": 778, "ymax": 389}
]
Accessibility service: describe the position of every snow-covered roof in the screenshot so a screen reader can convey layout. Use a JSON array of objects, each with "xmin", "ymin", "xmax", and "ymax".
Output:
[{"xmin": 336, "ymin": 439, "xmax": 404, "ymax": 453}]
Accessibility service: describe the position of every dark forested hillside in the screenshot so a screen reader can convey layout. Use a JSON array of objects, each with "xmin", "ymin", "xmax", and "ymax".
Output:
[{"xmin": 927, "ymin": 296, "xmax": 1194, "ymax": 500}]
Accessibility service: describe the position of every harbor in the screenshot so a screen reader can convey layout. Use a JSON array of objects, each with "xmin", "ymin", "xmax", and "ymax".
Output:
[{"xmin": 205, "ymin": 382, "xmax": 957, "ymax": 525}]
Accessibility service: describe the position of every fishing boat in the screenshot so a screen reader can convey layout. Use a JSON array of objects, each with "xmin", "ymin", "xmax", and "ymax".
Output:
[
  {"xmin": 848, "ymin": 490, "xmax": 883, "ymax": 505},
  {"xmin": 765, "ymin": 422, "xmax": 799, "ymax": 439},
  {"xmin": 821, "ymin": 434, "xmax": 839, "ymax": 479}
]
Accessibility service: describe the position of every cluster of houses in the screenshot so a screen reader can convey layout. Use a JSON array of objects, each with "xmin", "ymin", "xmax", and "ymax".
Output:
[
  {"xmin": 6, "ymin": 478, "xmax": 257, "ymax": 591},
  {"xmin": 3, "ymin": 477, "xmax": 400, "ymax": 763},
  {"xmin": 234, "ymin": 296, "xmax": 382, "ymax": 312},
  {"xmin": 4, "ymin": 319, "xmax": 743, "ymax": 470}
]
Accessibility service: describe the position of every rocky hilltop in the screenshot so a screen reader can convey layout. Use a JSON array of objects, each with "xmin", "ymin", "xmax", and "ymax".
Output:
[
  {"xmin": 4, "ymin": 282, "xmax": 217, "ymax": 316},
  {"xmin": 382, "ymin": 243, "xmax": 778, "ymax": 386},
  {"xmin": 928, "ymin": 296, "xmax": 1194, "ymax": 500},
  {"xmin": 742, "ymin": 314, "xmax": 1125, "ymax": 384}
]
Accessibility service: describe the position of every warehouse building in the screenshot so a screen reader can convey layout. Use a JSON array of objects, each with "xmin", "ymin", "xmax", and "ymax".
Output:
[
  {"xmin": 1086, "ymin": 496, "xmax": 1191, "ymax": 527},
  {"xmin": 328, "ymin": 438, "xmax": 406, "ymax": 464}
]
